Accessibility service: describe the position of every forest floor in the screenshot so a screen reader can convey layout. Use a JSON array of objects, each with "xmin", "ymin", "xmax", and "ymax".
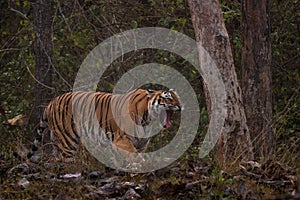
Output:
[{"xmin": 0, "ymin": 147, "xmax": 299, "ymax": 200}]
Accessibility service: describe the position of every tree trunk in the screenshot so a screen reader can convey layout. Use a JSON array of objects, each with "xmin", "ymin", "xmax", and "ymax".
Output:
[
  {"xmin": 188, "ymin": 0, "xmax": 254, "ymax": 167},
  {"xmin": 33, "ymin": 0, "xmax": 53, "ymax": 125},
  {"xmin": 241, "ymin": 0, "xmax": 273, "ymax": 159}
]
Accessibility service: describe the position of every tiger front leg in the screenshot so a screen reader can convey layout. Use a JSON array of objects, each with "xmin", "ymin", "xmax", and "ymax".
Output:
[{"xmin": 112, "ymin": 133, "xmax": 145, "ymax": 171}]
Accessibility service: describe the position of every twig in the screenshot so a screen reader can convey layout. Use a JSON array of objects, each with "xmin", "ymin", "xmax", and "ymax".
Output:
[
  {"xmin": 57, "ymin": 1, "xmax": 73, "ymax": 35},
  {"xmin": 0, "ymin": 48, "xmax": 20, "ymax": 53},
  {"xmin": 273, "ymin": 90, "xmax": 299, "ymax": 124},
  {"xmin": 11, "ymin": 6, "xmax": 72, "ymax": 90},
  {"xmin": 25, "ymin": 63, "xmax": 54, "ymax": 90},
  {"xmin": 240, "ymin": 165, "xmax": 262, "ymax": 179},
  {"xmin": 257, "ymin": 180, "xmax": 293, "ymax": 186},
  {"xmin": 10, "ymin": 8, "xmax": 29, "ymax": 20}
]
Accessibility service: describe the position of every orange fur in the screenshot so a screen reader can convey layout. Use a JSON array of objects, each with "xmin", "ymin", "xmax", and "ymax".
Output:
[{"xmin": 39, "ymin": 89, "xmax": 182, "ymax": 158}]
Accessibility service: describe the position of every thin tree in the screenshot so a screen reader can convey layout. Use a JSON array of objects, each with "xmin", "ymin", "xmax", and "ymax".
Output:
[
  {"xmin": 241, "ymin": 0, "xmax": 273, "ymax": 159},
  {"xmin": 32, "ymin": 0, "xmax": 53, "ymax": 125},
  {"xmin": 188, "ymin": 0, "xmax": 254, "ymax": 167}
]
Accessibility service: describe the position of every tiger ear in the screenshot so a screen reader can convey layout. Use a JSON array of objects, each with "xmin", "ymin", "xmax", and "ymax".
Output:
[
  {"xmin": 169, "ymin": 88, "xmax": 175, "ymax": 92},
  {"xmin": 146, "ymin": 89, "xmax": 155, "ymax": 98}
]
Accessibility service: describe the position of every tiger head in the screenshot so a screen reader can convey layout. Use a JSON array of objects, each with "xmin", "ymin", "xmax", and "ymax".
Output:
[{"xmin": 147, "ymin": 89, "xmax": 182, "ymax": 128}]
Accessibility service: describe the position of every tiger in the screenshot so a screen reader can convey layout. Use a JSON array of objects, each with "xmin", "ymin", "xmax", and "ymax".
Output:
[{"xmin": 31, "ymin": 88, "xmax": 182, "ymax": 161}]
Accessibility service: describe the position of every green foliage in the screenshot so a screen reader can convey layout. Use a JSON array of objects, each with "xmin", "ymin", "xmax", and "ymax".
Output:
[
  {"xmin": 221, "ymin": 0, "xmax": 241, "ymax": 21},
  {"xmin": 269, "ymin": 0, "xmax": 300, "ymax": 167},
  {"xmin": 0, "ymin": 0, "xmax": 299, "ymax": 185}
]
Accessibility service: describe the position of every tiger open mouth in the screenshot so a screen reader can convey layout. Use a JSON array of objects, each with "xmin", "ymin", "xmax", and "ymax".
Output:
[
  {"xmin": 160, "ymin": 105, "xmax": 181, "ymax": 128},
  {"xmin": 162, "ymin": 110, "xmax": 173, "ymax": 128}
]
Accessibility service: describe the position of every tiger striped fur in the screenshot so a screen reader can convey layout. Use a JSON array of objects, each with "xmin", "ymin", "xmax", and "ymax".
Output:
[{"xmin": 33, "ymin": 89, "xmax": 182, "ymax": 160}]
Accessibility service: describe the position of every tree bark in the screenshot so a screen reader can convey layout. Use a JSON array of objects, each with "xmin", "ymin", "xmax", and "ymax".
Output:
[
  {"xmin": 241, "ymin": 0, "xmax": 273, "ymax": 159},
  {"xmin": 33, "ymin": 0, "xmax": 53, "ymax": 125},
  {"xmin": 188, "ymin": 0, "xmax": 254, "ymax": 167}
]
